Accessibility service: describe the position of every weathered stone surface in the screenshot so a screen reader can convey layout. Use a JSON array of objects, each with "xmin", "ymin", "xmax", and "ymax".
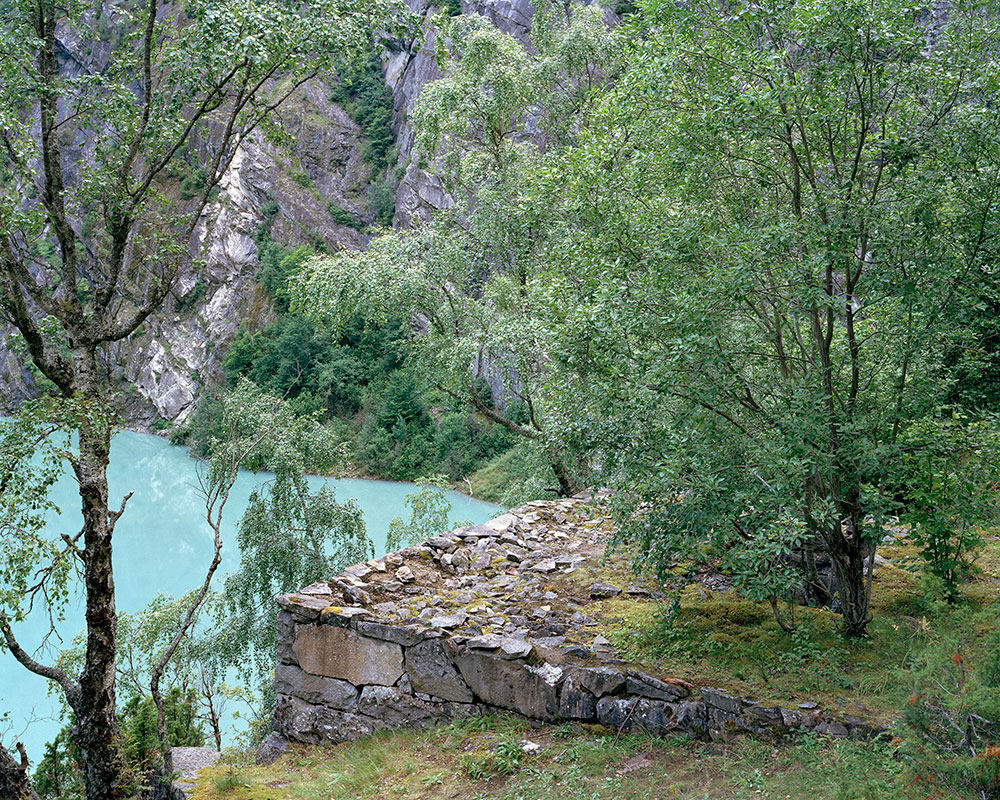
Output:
[
  {"xmin": 358, "ymin": 686, "xmax": 452, "ymax": 728},
  {"xmin": 170, "ymin": 747, "xmax": 222, "ymax": 798},
  {"xmin": 454, "ymin": 651, "xmax": 561, "ymax": 720},
  {"xmin": 589, "ymin": 582, "xmax": 621, "ymax": 599},
  {"xmin": 559, "ymin": 675, "xmax": 597, "ymax": 720},
  {"xmin": 483, "ymin": 514, "xmax": 516, "ymax": 532},
  {"xmin": 430, "ymin": 613, "xmax": 466, "ymax": 629},
  {"xmin": 355, "ymin": 620, "xmax": 424, "ymax": 647},
  {"xmin": 626, "ymin": 672, "xmax": 689, "ymax": 701},
  {"xmin": 674, "ymin": 700, "xmax": 709, "ymax": 735},
  {"xmin": 779, "ymin": 707, "xmax": 803, "ymax": 727},
  {"xmin": 405, "ymin": 640, "xmax": 474, "ymax": 703},
  {"xmin": 276, "ymin": 610, "xmax": 298, "ymax": 666},
  {"xmin": 396, "ymin": 566, "xmax": 415, "ymax": 583},
  {"xmin": 274, "ymin": 694, "xmax": 381, "ymax": 745},
  {"xmin": 701, "ymin": 687, "xmax": 743, "ymax": 715},
  {"xmin": 815, "ymin": 721, "xmax": 850, "ymax": 738},
  {"xmin": 276, "ymin": 593, "xmax": 335, "ymax": 621},
  {"xmin": 255, "ymin": 733, "xmax": 290, "ymax": 766},
  {"xmin": 596, "ymin": 697, "xmax": 676, "ymax": 735},
  {"xmin": 275, "ymin": 663, "xmax": 359, "ymax": 711},
  {"xmin": 293, "ymin": 625, "xmax": 404, "ymax": 686},
  {"xmin": 573, "ymin": 666, "xmax": 626, "ymax": 697},
  {"xmin": 746, "ymin": 704, "xmax": 783, "ymax": 727},
  {"xmin": 320, "ymin": 606, "xmax": 370, "ymax": 626},
  {"xmin": 498, "ymin": 639, "xmax": 533, "ymax": 659}
]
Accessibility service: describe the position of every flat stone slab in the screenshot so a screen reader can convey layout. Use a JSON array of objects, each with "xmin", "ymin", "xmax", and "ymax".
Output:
[{"xmin": 294, "ymin": 625, "xmax": 404, "ymax": 686}]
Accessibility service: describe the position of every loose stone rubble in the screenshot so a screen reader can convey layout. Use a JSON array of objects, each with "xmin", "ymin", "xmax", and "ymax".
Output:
[{"xmin": 271, "ymin": 491, "xmax": 884, "ymax": 749}]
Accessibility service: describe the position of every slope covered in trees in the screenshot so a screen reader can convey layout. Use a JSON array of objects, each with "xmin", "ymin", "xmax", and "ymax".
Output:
[{"xmin": 2, "ymin": 0, "xmax": 1000, "ymax": 798}]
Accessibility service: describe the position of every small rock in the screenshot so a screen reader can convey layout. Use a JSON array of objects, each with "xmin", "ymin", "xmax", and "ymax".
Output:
[
  {"xmin": 467, "ymin": 634, "xmax": 504, "ymax": 651},
  {"xmin": 589, "ymin": 582, "xmax": 621, "ymax": 599},
  {"xmin": 430, "ymin": 613, "xmax": 467, "ymax": 629},
  {"xmin": 499, "ymin": 639, "xmax": 533, "ymax": 659},
  {"xmin": 254, "ymin": 733, "xmax": 288, "ymax": 766},
  {"xmin": 519, "ymin": 739, "xmax": 542, "ymax": 754},
  {"xmin": 395, "ymin": 566, "xmax": 415, "ymax": 584}
]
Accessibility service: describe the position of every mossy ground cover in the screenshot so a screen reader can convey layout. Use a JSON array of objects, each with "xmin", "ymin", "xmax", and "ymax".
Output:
[
  {"xmin": 191, "ymin": 712, "xmax": 932, "ymax": 800},
  {"xmin": 580, "ymin": 530, "xmax": 1000, "ymax": 726}
]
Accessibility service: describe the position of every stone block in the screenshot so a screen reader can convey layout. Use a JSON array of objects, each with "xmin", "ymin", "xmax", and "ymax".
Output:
[
  {"xmin": 674, "ymin": 700, "xmax": 708, "ymax": 736},
  {"xmin": 573, "ymin": 666, "xmax": 626, "ymax": 697},
  {"xmin": 454, "ymin": 651, "xmax": 561, "ymax": 720},
  {"xmin": 815, "ymin": 721, "xmax": 849, "ymax": 738},
  {"xmin": 596, "ymin": 696, "xmax": 676, "ymax": 735},
  {"xmin": 276, "ymin": 611, "xmax": 297, "ymax": 666},
  {"xmin": 276, "ymin": 593, "xmax": 335, "ymax": 621},
  {"xmin": 559, "ymin": 675, "xmax": 597, "ymax": 720},
  {"xmin": 626, "ymin": 671, "xmax": 689, "ymax": 701},
  {"xmin": 293, "ymin": 625, "xmax": 404, "ymax": 686},
  {"xmin": 779, "ymin": 708, "xmax": 803, "ymax": 727},
  {"xmin": 355, "ymin": 620, "xmax": 424, "ymax": 647},
  {"xmin": 358, "ymin": 686, "xmax": 452, "ymax": 728},
  {"xmin": 273, "ymin": 694, "xmax": 381, "ymax": 745},
  {"xmin": 320, "ymin": 606, "xmax": 370, "ymax": 627},
  {"xmin": 405, "ymin": 639, "xmax": 474, "ymax": 703},
  {"xmin": 746, "ymin": 704, "xmax": 783, "ymax": 726},
  {"xmin": 700, "ymin": 687, "xmax": 743, "ymax": 716},
  {"xmin": 274, "ymin": 663, "xmax": 359, "ymax": 711}
]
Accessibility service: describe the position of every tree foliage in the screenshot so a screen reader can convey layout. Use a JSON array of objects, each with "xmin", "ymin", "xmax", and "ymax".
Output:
[
  {"xmin": 0, "ymin": 0, "xmax": 404, "ymax": 789},
  {"xmin": 296, "ymin": 0, "xmax": 1000, "ymax": 640}
]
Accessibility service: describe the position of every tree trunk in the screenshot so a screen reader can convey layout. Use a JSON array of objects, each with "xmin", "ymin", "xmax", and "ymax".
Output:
[
  {"xmin": 70, "ymin": 346, "xmax": 124, "ymax": 800},
  {"xmin": 549, "ymin": 453, "xmax": 577, "ymax": 498},
  {"xmin": 828, "ymin": 506, "xmax": 872, "ymax": 638},
  {"xmin": 0, "ymin": 742, "xmax": 40, "ymax": 800}
]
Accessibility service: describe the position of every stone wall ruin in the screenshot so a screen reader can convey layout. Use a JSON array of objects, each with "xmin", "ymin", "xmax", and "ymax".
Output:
[{"xmin": 269, "ymin": 495, "xmax": 883, "ymax": 753}]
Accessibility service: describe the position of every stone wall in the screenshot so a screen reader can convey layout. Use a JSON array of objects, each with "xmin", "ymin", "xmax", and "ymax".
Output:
[{"xmin": 270, "ymin": 497, "xmax": 883, "ymax": 752}]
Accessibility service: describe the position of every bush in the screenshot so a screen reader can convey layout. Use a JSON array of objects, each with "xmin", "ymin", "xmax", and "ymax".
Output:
[
  {"xmin": 896, "ymin": 416, "xmax": 1000, "ymax": 602},
  {"xmin": 899, "ymin": 606, "xmax": 1000, "ymax": 799},
  {"xmin": 327, "ymin": 202, "xmax": 364, "ymax": 230}
]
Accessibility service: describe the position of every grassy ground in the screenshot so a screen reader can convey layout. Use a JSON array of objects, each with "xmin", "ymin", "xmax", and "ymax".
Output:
[
  {"xmin": 191, "ymin": 712, "xmax": 929, "ymax": 800},
  {"xmin": 557, "ymin": 529, "xmax": 1000, "ymax": 725}
]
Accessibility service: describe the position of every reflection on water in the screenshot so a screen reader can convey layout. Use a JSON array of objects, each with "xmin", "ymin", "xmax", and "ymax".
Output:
[{"xmin": 0, "ymin": 429, "xmax": 499, "ymax": 759}]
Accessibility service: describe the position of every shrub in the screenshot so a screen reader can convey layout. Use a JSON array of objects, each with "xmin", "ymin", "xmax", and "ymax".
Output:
[
  {"xmin": 896, "ymin": 416, "xmax": 1000, "ymax": 602},
  {"xmin": 327, "ymin": 201, "xmax": 364, "ymax": 230},
  {"xmin": 899, "ymin": 606, "xmax": 1000, "ymax": 799}
]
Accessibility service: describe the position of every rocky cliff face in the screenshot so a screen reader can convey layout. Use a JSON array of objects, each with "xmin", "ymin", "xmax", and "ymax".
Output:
[
  {"xmin": 108, "ymin": 81, "xmax": 373, "ymax": 426},
  {"xmin": 0, "ymin": 0, "xmax": 548, "ymax": 427}
]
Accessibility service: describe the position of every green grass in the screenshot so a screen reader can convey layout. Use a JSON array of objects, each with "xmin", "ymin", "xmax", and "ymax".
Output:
[
  {"xmin": 190, "ymin": 713, "xmax": 958, "ymax": 800},
  {"xmin": 583, "ymin": 531, "xmax": 1000, "ymax": 724}
]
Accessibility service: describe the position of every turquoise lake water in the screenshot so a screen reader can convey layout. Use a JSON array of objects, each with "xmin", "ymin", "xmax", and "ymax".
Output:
[{"xmin": 0, "ymin": 429, "xmax": 499, "ymax": 760}]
